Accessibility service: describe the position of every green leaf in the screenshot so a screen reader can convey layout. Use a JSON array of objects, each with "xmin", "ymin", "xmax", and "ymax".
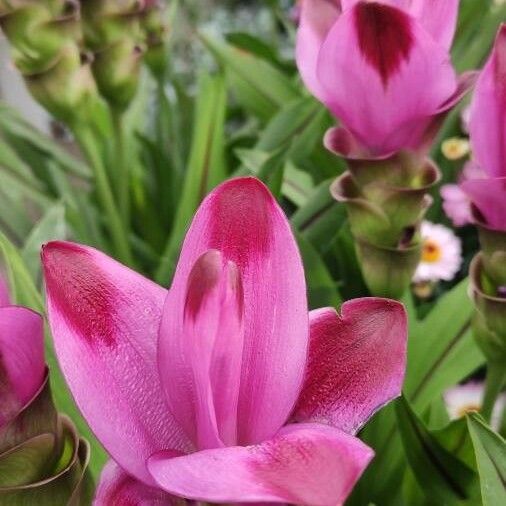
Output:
[
  {"xmin": 200, "ymin": 33, "xmax": 299, "ymax": 121},
  {"xmin": 405, "ymin": 279, "xmax": 485, "ymax": 413},
  {"xmin": 155, "ymin": 72, "xmax": 228, "ymax": 284},
  {"xmin": 22, "ymin": 204, "xmax": 66, "ymax": 282},
  {"xmin": 396, "ymin": 396, "xmax": 477, "ymax": 505},
  {"xmin": 291, "ymin": 179, "xmax": 346, "ymax": 251},
  {"xmin": 296, "ymin": 232, "xmax": 342, "ymax": 309},
  {"xmin": 468, "ymin": 413, "xmax": 506, "ymax": 506},
  {"xmin": 0, "ymin": 103, "xmax": 90, "ymax": 180}
]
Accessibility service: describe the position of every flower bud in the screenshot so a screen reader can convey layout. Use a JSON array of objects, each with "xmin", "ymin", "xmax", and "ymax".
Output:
[
  {"xmin": 92, "ymin": 38, "xmax": 144, "ymax": 111},
  {"xmin": 0, "ymin": 1, "xmax": 80, "ymax": 75},
  {"xmin": 140, "ymin": 0, "xmax": 169, "ymax": 79},
  {"xmin": 25, "ymin": 44, "xmax": 99, "ymax": 122}
]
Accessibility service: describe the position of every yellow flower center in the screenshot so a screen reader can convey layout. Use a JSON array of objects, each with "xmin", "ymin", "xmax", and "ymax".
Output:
[
  {"xmin": 441, "ymin": 137, "xmax": 470, "ymax": 160},
  {"xmin": 456, "ymin": 404, "xmax": 481, "ymax": 418},
  {"xmin": 422, "ymin": 240, "xmax": 442, "ymax": 263}
]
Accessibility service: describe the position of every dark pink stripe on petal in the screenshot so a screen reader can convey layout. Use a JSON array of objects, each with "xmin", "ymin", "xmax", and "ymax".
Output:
[
  {"xmin": 355, "ymin": 2, "xmax": 414, "ymax": 87},
  {"xmin": 208, "ymin": 178, "xmax": 273, "ymax": 266},
  {"xmin": 42, "ymin": 242, "xmax": 117, "ymax": 347}
]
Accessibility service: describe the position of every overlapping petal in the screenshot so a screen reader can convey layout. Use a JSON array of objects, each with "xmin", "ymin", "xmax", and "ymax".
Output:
[
  {"xmin": 296, "ymin": 0, "xmax": 341, "ymax": 101},
  {"xmin": 159, "ymin": 249, "xmax": 244, "ymax": 449},
  {"xmin": 148, "ymin": 423, "xmax": 373, "ymax": 506},
  {"xmin": 42, "ymin": 242, "xmax": 191, "ymax": 485},
  {"xmin": 159, "ymin": 177, "xmax": 308, "ymax": 446},
  {"xmin": 462, "ymin": 178, "xmax": 506, "ymax": 232},
  {"xmin": 0, "ymin": 307, "xmax": 45, "ymax": 427},
  {"xmin": 94, "ymin": 461, "xmax": 183, "ymax": 506},
  {"xmin": 469, "ymin": 24, "xmax": 506, "ymax": 178},
  {"xmin": 316, "ymin": 2, "xmax": 457, "ymax": 155},
  {"xmin": 292, "ymin": 299, "xmax": 407, "ymax": 434},
  {"xmin": 340, "ymin": 1, "xmax": 459, "ymax": 49}
]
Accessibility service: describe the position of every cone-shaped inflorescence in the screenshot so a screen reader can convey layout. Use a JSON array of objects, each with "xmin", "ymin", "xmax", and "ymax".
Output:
[
  {"xmin": 0, "ymin": 1, "xmax": 171, "ymax": 116},
  {"xmin": 329, "ymin": 129, "xmax": 440, "ymax": 300},
  {"xmin": 0, "ymin": 0, "xmax": 99, "ymax": 123}
]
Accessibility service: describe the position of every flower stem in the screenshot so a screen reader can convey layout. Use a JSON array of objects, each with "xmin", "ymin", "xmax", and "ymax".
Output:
[
  {"xmin": 481, "ymin": 361, "xmax": 506, "ymax": 423},
  {"xmin": 112, "ymin": 109, "xmax": 130, "ymax": 227},
  {"xmin": 73, "ymin": 125, "xmax": 135, "ymax": 267}
]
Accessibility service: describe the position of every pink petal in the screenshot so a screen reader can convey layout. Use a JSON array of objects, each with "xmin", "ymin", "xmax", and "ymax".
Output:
[
  {"xmin": 0, "ymin": 274, "xmax": 9, "ymax": 307},
  {"xmin": 42, "ymin": 241, "xmax": 191, "ymax": 485},
  {"xmin": 296, "ymin": 0, "xmax": 341, "ymax": 101},
  {"xmin": 148, "ymin": 423, "xmax": 373, "ymax": 506},
  {"xmin": 159, "ymin": 177, "xmax": 308, "ymax": 446},
  {"xmin": 292, "ymin": 298, "xmax": 407, "ymax": 434},
  {"xmin": 341, "ymin": 0, "xmax": 411, "ymax": 11},
  {"xmin": 341, "ymin": 1, "xmax": 459, "ymax": 49},
  {"xmin": 94, "ymin": 460, "xmax": 183, "ymax": 505},
  {"xmin": 159, "ymin": 250, "xmax": 244, "ymax": 449},
  {"xmin": 440, "ymin": 184, "xmax": 472, "ymax": 227},
  {"xmin": 0, "ymin": 307, "xmax": 45, "ymax": 426},
  {"xmin": 469, "ymin": 24, "xmax": 506, "ymax": 179},
  {"xmin": 316, "ymin": 1, "xmax": 457, "ymax": 156},
  {"xmin": 462, "ymin": 177, "xmax": 506, "ymax": 232},
  {"xmin": 409, "ymin": 0, "xmax": 459, "ymax": 50}
]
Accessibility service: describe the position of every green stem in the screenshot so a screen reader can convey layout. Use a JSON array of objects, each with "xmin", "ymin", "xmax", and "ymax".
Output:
[
  {"xmin": 73, "ymin": 125, "xmax": 135, "ymax": 267},
  {"xmin": 481, "ymin": 361, "xmax": 506, "ymax": 423},
  {"xmin": 112, "ymin": 109, "xmax": 130, "ymax": 227}
]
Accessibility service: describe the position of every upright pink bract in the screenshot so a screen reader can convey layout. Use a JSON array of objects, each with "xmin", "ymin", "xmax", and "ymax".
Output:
[
  {"xmin": 43, "ymin": 177, "xmax": 408, "ymax": 505},
  {"xmin": 0, "ymin": 284, "xmax": 45, "ymax": 429},
  {"xmin": 460, "ymin": 24, "xmax": 506, "ymax": 231},
  {"xmin": 296, "ymin": 0, "xmax": 469, "ymax": 157}
]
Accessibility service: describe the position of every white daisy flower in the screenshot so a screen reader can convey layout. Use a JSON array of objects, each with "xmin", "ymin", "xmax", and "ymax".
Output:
[
  {"xmin": 444, "ymin": 383, "xmax": 505, "ymax": 431},
  {"xmin": 413, "ymin": 221, "xmax": 462, "ymax": 283}
]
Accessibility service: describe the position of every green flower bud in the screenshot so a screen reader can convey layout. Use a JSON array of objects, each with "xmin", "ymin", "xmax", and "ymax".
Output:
[
  {"xmin": 80, "ymin": 0, "xmax": 144, "ymax": 50},
  {"xmin": 470, "ymin": 254, "xmax": 506, "ymax": 362},
  {"xmin": 140, "ymin": 0, "xmax": 169, "ymax": 79},
  {"xmin": 476, "ymin": 224, "xmax": 506, "ymax": 289},
  {"xmin": 91, "ymin": 37, "xmax": 144, "ymax": 111},
  {"xmin": 25, "ymin": 44, "xmax": 99, "ymax": 122},
  {"xmin": 0, "ymin": 375, "xmax": 93, "ymax": 505},
  {"xmin": 0, "ymin": 1, "xmax": 80, "ymax": 75}
]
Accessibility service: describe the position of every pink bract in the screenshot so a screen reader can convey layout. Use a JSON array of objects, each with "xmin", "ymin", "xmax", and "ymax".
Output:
[
  {"xmin": 461, "ymin": 24, "xmax": 506, "ymax": 231},
  {"xmin": 296, "ymin": 0, "xmax": 470, "ymax": 157},
  {"xmin": 0, "ymin": 282, "xmax": 45, "ymax": 429}
]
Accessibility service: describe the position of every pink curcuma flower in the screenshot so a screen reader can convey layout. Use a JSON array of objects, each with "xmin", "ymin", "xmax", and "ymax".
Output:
[
  {"xmin": 42, "ymin": 178, "xmax": 407, "ymax": 505},
  {"xmin": 296, "ymin": 0, "xmax": 474, "ymax": 157},
  {"xmin": 460, "ymin": 24, "xmax": 506, "ymax": 232},
  {"xmin": 0, "ymin": 281, "xmax": 45, "ymax": 429}
]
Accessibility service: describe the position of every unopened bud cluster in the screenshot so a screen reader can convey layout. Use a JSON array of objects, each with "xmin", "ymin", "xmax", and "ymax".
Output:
[{"xmin": 0, "ymin": 0, "xmax": 170, "ymax": 118}]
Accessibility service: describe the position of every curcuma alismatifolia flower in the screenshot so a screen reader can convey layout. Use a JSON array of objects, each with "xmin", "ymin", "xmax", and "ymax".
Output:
[
  {"xmin": 297, "ymin": 1, "xmax": 475, "ymax": 300},
  {"xmin": 0, "ymin": 276, "xmax": 93, "ymax": 504},
  {"xmin": 42, "ymin": 178, "xmax": 407, "ymax": 505}
]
